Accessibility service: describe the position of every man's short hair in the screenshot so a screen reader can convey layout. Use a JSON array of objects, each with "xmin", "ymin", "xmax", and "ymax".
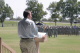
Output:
[{"xmin": 23, "ymin": 10, "xmax": 30, "ymax": 18}]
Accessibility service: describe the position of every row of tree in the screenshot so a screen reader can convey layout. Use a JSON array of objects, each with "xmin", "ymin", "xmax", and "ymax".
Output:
[
  {"xmin": 0, "ymin": 0, "xmax": 80, "ymax": 27},
  {"xmin": 48, "ymin": 0, "xmax": 80, "ymax": 26},
  {"xmin": 0, "ymin": 0, "xmax": 14, "ymax": 27},
  {"xmin": 26, "ymin": 0, "xmax": 80, "ymax": 26}
]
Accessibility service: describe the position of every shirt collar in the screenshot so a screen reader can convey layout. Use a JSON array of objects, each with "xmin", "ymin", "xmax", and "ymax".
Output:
[{"xmin": 27, "ymin": 18, "xmax": 32, "ymax": 20}]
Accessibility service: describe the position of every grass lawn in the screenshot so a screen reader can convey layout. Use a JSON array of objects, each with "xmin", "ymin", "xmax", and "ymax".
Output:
[
  {"xmin": 0, "ymin": 27, "xmax": 80, "ymax": 53},
  {"xmin": 44, "ymin": 22, "xmax": 80, "ymax": 26},
  {"xmin": 0, "ymin": 21, "xmax": 80, "ymax": 27}
]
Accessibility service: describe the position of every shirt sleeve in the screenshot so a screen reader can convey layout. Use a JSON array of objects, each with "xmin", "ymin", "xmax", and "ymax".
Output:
[{"xmin": 31, "ymin": 21, "xmax": 38, "ymax": 37}]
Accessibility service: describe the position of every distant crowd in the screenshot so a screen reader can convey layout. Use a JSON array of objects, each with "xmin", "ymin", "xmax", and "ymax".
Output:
[{"xmin": 37, "ymin": 25, "xmax": 80, "ymax": 38}]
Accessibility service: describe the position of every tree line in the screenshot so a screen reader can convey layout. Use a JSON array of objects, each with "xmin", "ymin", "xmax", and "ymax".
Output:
[
  {"xmin": 26, "ymin": 0, "xmax": 80, "ymax": 26},
  {"xmin": 47, "ymin": 0, "xmax": 80, "ymax": 26},
  {"xmin": 0, "ymin": 0, "xmax": 80, "ymax": 27}
]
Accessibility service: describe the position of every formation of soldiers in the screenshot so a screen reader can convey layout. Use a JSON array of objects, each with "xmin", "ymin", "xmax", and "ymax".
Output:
[{"xmin": 37, "ymin": 25, "xmax": 80, "ymax": 38}]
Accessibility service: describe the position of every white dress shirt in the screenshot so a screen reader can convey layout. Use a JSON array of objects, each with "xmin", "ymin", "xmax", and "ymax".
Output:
[{"xmin": 18, "ymin": 18, "xmax": 38, "ymax": 38}]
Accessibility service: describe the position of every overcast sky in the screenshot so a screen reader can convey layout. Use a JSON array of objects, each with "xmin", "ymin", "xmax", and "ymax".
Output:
[{"xmin": 5, "ymin": 0, "xmax": 80, "ymax": 19}]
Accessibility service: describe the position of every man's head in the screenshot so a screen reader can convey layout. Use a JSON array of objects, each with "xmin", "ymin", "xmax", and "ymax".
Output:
[{"xmin": 23, "ymin": 10, "xmax": 32, "ymax": 19}]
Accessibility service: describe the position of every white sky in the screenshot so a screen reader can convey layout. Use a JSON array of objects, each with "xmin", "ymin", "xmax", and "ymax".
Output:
[{"xmin": 4, "ymin": 0, "xmax": 80, "ymax": 19}]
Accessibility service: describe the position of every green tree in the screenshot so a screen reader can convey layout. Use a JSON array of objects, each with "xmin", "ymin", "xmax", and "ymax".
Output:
[
  {"xmin": 59, "ymin": 0, "xmax": 80, "ymax": 26},
  {"xmin": 4, "ymin": 4, "xmax": 14, "ymax": 19},
  {"xmin": 47, "ymin": 0, "xmax": 80, "ymax": 26},
  {"xmin": 0, "ymin": 0, "xmax": 6, "ymax": 27},
  {"xmin": 0, "ymin": 0, "xmax": 14, "ymax": 27},
  {"xmin": 47, "ymin": 2, "xmax": 60, "ymax": 26},
  {"xmin": 26, "ymin": 0, "xmax": 47, "ymax": 22}
]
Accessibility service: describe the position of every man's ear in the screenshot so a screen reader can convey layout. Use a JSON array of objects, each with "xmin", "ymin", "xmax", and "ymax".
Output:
[
  {"xmin": 27, "ymin": 14, "xmax": 30, "ymax": 18},
  {"xmin": 28, "ymin": 14, "xmax": 30, "ymax": 17}
]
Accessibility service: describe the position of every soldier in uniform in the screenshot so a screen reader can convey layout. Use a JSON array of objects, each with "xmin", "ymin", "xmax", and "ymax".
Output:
[{"xmin": 53, "ymin": 27, "xmax": 58, "ymax": 38}]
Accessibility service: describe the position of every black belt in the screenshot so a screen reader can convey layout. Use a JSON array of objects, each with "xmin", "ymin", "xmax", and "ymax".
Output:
[{"xmin": 21, "ymin": 38, "xmax": 33, "ymax": 39}]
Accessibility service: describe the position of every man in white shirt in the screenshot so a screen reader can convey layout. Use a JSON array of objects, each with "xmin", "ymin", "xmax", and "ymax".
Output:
[{"xmin": 18, "ymin": 10, "xmax": 47, "ymax": 53}]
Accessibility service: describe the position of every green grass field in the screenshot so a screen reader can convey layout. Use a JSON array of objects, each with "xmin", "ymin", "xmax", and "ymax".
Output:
[
  {"xmin": 0, "ymin": 21, "xmax": 80, "ymax": 27},
  {"xmin": 0, "ymin": 26, "xmax": 80, "ymax": 53},
  {"xmin": 44, "ymin": 22, "xmax": 80, "ymax": 26}
]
